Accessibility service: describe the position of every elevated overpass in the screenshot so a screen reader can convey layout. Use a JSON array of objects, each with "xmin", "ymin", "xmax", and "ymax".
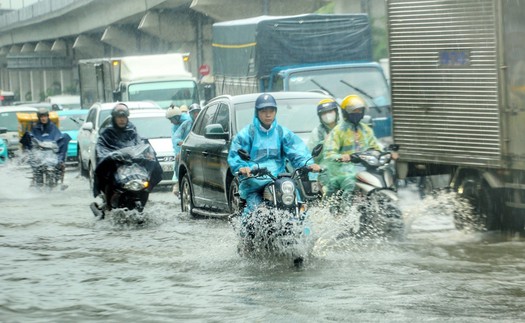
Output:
[{"xmin": 0, "ymin": 0, "xmax": 374, "ymax": 104}]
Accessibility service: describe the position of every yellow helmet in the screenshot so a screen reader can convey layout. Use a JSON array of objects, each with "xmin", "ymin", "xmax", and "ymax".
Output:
[{"xmin": 340, "ymin": 94, "xmax": 366, "ymax": 112}]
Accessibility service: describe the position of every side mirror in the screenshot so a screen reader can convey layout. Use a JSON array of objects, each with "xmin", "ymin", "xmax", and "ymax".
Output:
[
  {"xmin": 204, "ymin": 123, "xmax": 229, "ymax": 140},
  {"xmin": 81, "ymin": 122, "xmax": 94, "ymax": 132},
  {"xmin": 311, "ymin": 143, "xmax": 323, "ymax": 157},
  {"xmin": 388, "ymin": 144, "xmax": 400, "ymax": 152},
  {"xmin": 362, "ymin": 114, "xmax": 373, "ymax": 126},
  {"xmin": 238, "ymin": 149, "xmax": 250, "ymax": 161}
]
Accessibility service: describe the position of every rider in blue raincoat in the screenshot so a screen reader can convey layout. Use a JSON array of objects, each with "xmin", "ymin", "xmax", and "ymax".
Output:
[
  {"xmin": 228, "ymin": 93, "xmax": 321, "ymax": 217},
  {"xmin": 165, "ymin": 105, "xmax": 189, "ymax": 195}
]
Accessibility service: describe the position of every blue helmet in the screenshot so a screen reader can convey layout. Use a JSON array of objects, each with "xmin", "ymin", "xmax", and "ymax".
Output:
[{"xmin": 255, "ymin": 93, "xmax": 277, "ymax": 111}]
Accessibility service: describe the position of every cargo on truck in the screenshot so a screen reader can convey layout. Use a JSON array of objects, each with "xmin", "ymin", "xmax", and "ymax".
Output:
[
  {"xmin": 387, "ymin": 0, "xmax": 525, "ymax": 231},
  {"xmin": 212, "ymin": 14, "xmax": 392, "ymax": 140},
  {"xmin": 78, "ymin": 53, "xmax": 200, "ymax": 109}
]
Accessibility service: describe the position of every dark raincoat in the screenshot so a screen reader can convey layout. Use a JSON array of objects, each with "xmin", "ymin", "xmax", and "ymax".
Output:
[
  {"xmin": 93, "ymin": 121, "xmax": 160, "ymax": 197},
  {"xmin": 20, "ymin": 121, "xmax": 70, "ymax": 163}
]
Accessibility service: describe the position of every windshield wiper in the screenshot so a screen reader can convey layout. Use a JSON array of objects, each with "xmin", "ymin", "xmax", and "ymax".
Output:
[
  {"xmin": 310, "ymin": 79, "xmax": 336, "ymax": 98},
  {"xmin": 69, "ymin": 117, "xmax": 82, "ymax": 126},
  {"xmin": 339, "ymin": 80, "xmax": 381, "ymax": 114}
]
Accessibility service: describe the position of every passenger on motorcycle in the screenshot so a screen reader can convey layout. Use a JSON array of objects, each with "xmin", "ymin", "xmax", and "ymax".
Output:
[
  {"xmin": 319, "ymin": 94, "xmax": 383, "ymax": 198},
  {"xmin": 20, "ymin": 107, "xmax": 70, "ymax": 185},
  {"xmin": 93, "ymin": 103, "xmax": 142, "ymax": 200},
  {"xmin": 307, "ymin": 98, "xmax": 339, "ymax": 163},
  {"xmin": 228, "ymin": 93, "xmax": 322, "ymax": 217}
]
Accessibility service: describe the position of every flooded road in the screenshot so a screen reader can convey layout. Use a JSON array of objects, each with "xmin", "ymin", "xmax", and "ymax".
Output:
[{"xmin": 1, "ymin": 164, "xmax": 524, "ymax": 322}]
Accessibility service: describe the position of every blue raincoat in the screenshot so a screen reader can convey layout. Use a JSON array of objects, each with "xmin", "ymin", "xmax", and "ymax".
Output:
[
  {"xmin": 228, "ymin": 115, "xmax": 313, "ymax": 216},
  {"xmin": 171, "ymin": 113, "xmax": 191, "ymax": 181}
]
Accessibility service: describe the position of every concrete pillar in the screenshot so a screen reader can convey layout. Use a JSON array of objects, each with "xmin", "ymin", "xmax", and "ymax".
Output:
[
  {"xmin": 60, "ymin": 69, "xmax": 74, "ymax": 93},
  {"xmin": 19, "ymin": 70, "xmax": 31, "ymax": 101},
  {"xmin": 30, "ymin": 70, "xmax": 44, "ymax": 101},
  {"xmin": 8, "ymin": 70, "xmax": 19, "ymax": 99}
]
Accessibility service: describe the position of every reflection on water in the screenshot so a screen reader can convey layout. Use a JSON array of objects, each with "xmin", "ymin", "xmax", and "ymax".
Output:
[{"xmin": 1, "ymin": 163, "xmax": 524, "ymax": 322}]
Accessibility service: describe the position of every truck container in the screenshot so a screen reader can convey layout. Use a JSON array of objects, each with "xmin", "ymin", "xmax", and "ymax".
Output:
[
  {"xmin": 387, "ymin": 0, "xmax": 525, "ymax": 231},
  {"xmin": 78, "ymin": 53, "xmax": 200, "ymax": 109},
  {"xmin": 212, "ymin": 14, "xmax": 392, "ymax": 140}
]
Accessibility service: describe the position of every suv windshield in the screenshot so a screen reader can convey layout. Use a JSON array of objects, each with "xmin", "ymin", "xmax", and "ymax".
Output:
[{"xmin": 233, "ymin": 98, "xmax": 322, "ymax": 135}]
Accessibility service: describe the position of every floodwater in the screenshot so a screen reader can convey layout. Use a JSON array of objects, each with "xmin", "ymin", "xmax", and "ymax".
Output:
[{"xmin": 1, "ymin": 164, "xmax": 524, "ymax": 322}]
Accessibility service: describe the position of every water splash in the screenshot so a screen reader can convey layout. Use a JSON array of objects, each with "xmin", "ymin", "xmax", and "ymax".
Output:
[
  {"xmin": 232, "ymin": 207, "xmax": 315, "ymax": 264},
  {"xmin": 400, "ymin": 188, "xmax": 476, "ymax": 233}
]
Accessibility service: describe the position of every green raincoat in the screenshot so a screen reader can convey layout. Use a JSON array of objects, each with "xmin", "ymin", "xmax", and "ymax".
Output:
[{"xmin": 320, "ymin": 121, "xmax": 382, "ymax": 197}]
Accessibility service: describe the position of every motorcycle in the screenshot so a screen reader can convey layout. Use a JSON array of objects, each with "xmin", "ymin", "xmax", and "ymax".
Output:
[
  {"xmin": 233, "ymin": 145, "xmax": 323, "ymax": 266},
  {"xmin": 331, "ymin": 144, "xmax": 404, "ymax": 238},
  {"xmin": 28, "ymin": 138, "xmax": 65, "ymax": 189},
  {"xmin": 90, "ymin": 143, "xmax": 163, "ymax": 219}
]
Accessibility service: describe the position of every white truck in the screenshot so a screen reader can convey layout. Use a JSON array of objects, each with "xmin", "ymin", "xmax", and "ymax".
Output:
[
  {"xmin": 78, "ymin": 53, "xmax": 200, "ymax": 109},
  {"xmin": 387, "ymin": 0, "xmax": 525, "ymax": 231}
]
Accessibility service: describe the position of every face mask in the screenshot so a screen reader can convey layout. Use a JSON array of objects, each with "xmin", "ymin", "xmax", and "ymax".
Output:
[
  {"xmin": 347, "ymin": 112, "xmax": 364, "ymax": 125},
  {"xmin": 321, "ymin": 111, "xmax": 337, "ymax": 124}
]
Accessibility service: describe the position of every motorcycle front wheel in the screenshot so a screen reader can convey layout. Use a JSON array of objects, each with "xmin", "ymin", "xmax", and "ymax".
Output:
[{"xmin": 361, "ymin": 192, "xmax": 404, "ymax": 238}]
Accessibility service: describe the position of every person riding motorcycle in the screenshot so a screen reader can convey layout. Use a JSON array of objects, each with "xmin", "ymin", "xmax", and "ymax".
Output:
[
  {"xmin": 93, "ymin": 103, "xmax": 143, "ymax": 201},
  {"xmin": 307, "ymin": 98, "xmax": 339, "ymax": 163},
  {"xmin": 320, "ymin": 94, "xmax": 383, "ymax": 198},
  {"xmin": 228, "ymin": 93, "xmax": 321, "ymax": 217},
  {"xmin": 20, "ymin": 107, "xmax": 70, "ymax": 186}
]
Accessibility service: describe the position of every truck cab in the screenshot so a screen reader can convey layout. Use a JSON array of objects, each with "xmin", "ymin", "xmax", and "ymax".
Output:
[
  {"xmin": 266, "ymin": 62, "xmax": 392, "ymax": 141},
  {"xmin": 79, "ymin": 53, "xmax": 200, "ymax": 109}
]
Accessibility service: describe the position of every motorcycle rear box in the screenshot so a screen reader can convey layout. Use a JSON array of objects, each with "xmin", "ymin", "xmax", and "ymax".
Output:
[{"xmin": 16, "ymin": 112, "xmax": 59, "ymax": 138}]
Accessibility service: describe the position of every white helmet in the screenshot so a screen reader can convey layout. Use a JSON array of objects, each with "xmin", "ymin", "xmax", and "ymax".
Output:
[{"xmin": 165, "ymin": 106, "xmax": 182, "ymax": 119}]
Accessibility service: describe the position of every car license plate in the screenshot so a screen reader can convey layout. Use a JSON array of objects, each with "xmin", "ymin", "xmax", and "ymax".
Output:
[{"xmin": 162, "ymin": 163, "xmax": 173, "ymax": 172}]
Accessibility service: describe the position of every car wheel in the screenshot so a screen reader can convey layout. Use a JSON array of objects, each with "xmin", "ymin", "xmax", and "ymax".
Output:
[
  {"xmin": 78, "ymin": 149, "xmax": 88, "ymax": 177},
  {"xmin": 88, "ymin": 162, "xmax": 94, "ymax": 190},
  {"xmin": 180, "ymin": 173, "xmax": 195, "ymax": 216},
  {"xmin": 228, "ymin": 178, "xmax": 241, "ymax": 215}
]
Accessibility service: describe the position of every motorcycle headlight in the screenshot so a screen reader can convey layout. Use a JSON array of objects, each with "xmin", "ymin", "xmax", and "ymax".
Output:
[
  {"xmin": 379, "ymin": 153, "xmax": 391, "ymax": 166},
  {"xmin": 282, "ymin": 194, "xmax": 295, "ymax": 205},
  {"xmin": 124, "ymin": 179, "xmax": 148, "ymax": 191},
  {"xmin": 280, "ymin": 181, "xmax": 295, "ymax": 205},
  {"xmin": 364, "ymin": 155, "xmax": 379, "ymax": 166},
  {"xmin": 281, "ymin": 181, "xmax": 295, "ymax": 194}
]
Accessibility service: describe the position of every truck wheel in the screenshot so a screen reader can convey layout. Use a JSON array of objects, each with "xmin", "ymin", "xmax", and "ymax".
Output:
[
  {"xmin": 455, "ymin": 178, "xmax": 501, "ymax": 231},
  {"xmin": 228, "ymin": 178, "xmax": 241, "ymax": 215},
  {"xmin": 180, "ymin": 174, "xmax": 195, "ymax": 216},
  {"xmin": 418, "ymin": 176, "xmax": 433, "ymax": 199},
  {"xmin": 502, "ymin": 207, "xmax": 525, "ymax": 233}
]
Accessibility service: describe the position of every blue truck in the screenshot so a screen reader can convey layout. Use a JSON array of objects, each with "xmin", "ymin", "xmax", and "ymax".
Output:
[{"xmin": 212, "ymin": 13, "xmax": 392, "ymax": 140}]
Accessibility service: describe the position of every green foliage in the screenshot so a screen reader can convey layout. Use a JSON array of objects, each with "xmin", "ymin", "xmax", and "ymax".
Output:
[
  {"xmin": 316, "ymin": 2, "xmax": 335, "ymax": 13},
  {"xmin": 371, "ymin": 17, "xmax": 389, "ymax": 60},
  {"xmin": 314, "ymin": 3, "xmax": 389, "ymax": 61}
]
